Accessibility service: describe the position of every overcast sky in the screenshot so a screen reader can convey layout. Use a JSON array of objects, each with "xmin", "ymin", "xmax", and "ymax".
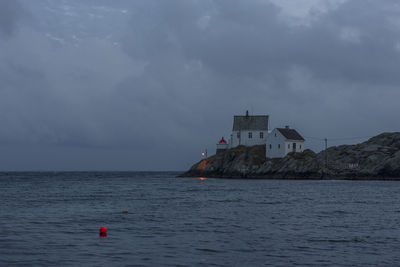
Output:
[{"xmin": 0, "ymin": 0, "xmax": 399, "ymax": 171}]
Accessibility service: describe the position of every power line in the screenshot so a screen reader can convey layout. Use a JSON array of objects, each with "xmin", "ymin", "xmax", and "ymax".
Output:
[
  {"xmin": 328, "ymin": 136, "xmax": 374, "ymax": 141},
  {"xmin": 304, "ymin": 136, "xmax": 325, "ymax": 141},
  {"xmin": 304, "ymin": 135, "xmax": 373, "ymax": 142}
]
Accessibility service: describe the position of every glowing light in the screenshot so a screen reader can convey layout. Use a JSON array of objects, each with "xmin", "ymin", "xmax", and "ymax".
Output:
[
  {"xmin": 201, "ymin": 152, "xmax": 206, "ymax": 157},
  {"xmin": 199, "ymin": 177, "xmax": 206, "ymax": 180}
]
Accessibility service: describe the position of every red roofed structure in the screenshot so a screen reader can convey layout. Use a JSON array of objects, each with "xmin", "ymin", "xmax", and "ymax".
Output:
[{"xmin": 216, "ymin": 136, "xmax": 229, "ymax": 154}]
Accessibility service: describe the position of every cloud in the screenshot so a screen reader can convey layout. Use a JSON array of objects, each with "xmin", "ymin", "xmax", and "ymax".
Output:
[
  {"xmin": 123, "ymin": 0, "xmax": 400, "ymax": 85},
  {"xmin": 0, "ymin": 0, "xmax": 25, "ymax": 37},
  {"xmin": 0, "ymin": 0, "xmax": 400, "ymax": 170},
  {"xmin": 118, "ymin": 0, "xmax": 400, "ymax": 157}
]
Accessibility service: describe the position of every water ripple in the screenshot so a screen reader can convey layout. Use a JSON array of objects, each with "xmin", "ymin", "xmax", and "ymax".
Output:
[{"xmin": 1, "ymin": 172, "xmax": 400, "ymax": 266}]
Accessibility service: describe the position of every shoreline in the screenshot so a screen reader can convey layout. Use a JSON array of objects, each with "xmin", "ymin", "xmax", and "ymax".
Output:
[
  {"xmin": 178, "ymin": 173, "xmax": 400, "ymax": 181},
  {"xmin": 180, "ymin": 132, "xmax": 400, "ymax": 181}
]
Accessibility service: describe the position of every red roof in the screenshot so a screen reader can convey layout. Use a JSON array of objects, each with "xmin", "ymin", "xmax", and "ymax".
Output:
[{"xmin": 219, "ymin": 137, "xmax": 227, "ymax": 144}]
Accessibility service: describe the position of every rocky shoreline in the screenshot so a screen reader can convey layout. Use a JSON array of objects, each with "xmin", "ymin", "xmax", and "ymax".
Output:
[{"xmin": 179, "ymin": 132, "xmax": 400, "ymax": 180}]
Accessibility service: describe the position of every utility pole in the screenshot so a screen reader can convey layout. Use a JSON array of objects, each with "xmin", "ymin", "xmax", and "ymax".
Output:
[{"xmin": 324, "ymin": 138, "xmax": 328, "ymax": 172}]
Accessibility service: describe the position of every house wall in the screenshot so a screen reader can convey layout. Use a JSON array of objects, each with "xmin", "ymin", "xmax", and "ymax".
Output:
[
  {"xmin": 284, "ymin": 140, "xmax": 305, "ymax": 155},
  {"xmin": 266, "ymin": 129, "xmax": 305, "ymax": 158},
  {"xmin": 231, "ymin": 130, "xmax": 268, "ymax": 147},
  {"xmin": 266, "ymin": 128, "xmax": 286, "ymax": 158}
]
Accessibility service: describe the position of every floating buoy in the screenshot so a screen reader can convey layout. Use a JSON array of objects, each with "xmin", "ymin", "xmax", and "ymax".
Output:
[
  {"xmin": 122, "ymin": 210, "xmax": 128, "ymax": 214},
  {"xmin": 99, "ymin": 226, "xmax": 107, "ymax": 237}
]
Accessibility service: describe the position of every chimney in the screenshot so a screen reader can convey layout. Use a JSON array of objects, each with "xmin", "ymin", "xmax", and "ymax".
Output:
[
  {"xmin": 285, "ymin": 125, "xmax": 289, "ymax": 129},
  {"xmin": 246, "ymin": 110, "xmax": 249, "ymax": 117}
]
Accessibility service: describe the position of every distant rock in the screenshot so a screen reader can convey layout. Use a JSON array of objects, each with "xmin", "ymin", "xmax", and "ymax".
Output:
[{"xmin": 179, "ymin": 132, "xmax": 400, "ymax": 179}]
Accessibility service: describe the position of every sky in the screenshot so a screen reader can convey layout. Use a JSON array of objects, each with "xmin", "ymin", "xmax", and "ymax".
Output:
[{"xmin": 0, "ymin": 0, "xmax": 399, "ymax": 171}]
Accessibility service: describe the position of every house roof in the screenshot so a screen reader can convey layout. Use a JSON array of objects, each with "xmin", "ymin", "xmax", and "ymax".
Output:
[
  {"xmin": 277, "ymin": 128, "xmax": 305, "ymax": 141},
  {"xmin": 232, "ymin": 115, "xmax": 269, "ymax": 131}
]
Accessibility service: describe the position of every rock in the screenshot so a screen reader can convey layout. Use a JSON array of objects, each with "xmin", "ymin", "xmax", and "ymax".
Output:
[{"xmin": 179, "ymin": 132, "xmax": 400, "ymax": 179}]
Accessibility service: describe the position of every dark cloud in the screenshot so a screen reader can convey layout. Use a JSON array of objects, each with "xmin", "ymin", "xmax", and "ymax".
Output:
[
  {"xmin": 123, "ymin": 0, "xmax": 400, "ymax": 84},
  {"xmin": 0, "ymin": 0, "xmax": 24, "ymax": 36},
  {"xmin": 291, "ymin": 0, "xmax": 400, "ymax": 85},
  {"xmin": 0, "ymin": 0, "xmax": 399, "ymax": 170}
]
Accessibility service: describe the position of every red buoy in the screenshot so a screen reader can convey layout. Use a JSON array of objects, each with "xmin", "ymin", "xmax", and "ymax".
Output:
[{"xmin": 99, "ymin": 226, "xmax": 107, "ymax": 237}]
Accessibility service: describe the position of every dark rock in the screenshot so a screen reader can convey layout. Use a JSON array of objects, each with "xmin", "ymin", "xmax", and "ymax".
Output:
[{"xmin": 179, "ymin": 132, "xmax": 400, "ymax": 179}]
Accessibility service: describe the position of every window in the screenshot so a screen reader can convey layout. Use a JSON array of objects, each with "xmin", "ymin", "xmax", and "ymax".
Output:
[
  {"xmin": 269, "ymin": 144, "xmax": 272, "ymax": 149},
  {"xmin": 288, "ymin": 144, "xmax": 290, "ymax": 149},
  {"xmin": 260, "ymin": 132, "xmax": 264, "ymax": 139},
  {"xmin": 278, "ymin": 144, "xmax": 280, "ymax": 149},
  {"xmin": 237, "ymin": 132, "xmax": 240, "ymax": 138},
  {"xmin": 248, "ymin": 132, "xmax": 252, "ymax": 139},
  {"xmin": 300, "ymin": 145, "xmax": 302, "ymax": 149},
  {"xmin": 275, "ymin": 133, "xmax": 277, "ymax": 137}
]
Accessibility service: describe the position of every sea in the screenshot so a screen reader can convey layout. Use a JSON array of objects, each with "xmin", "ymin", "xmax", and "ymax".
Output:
[{"xmin": 1, "ymin": 172, "xmax": 400, "ymax": 267}]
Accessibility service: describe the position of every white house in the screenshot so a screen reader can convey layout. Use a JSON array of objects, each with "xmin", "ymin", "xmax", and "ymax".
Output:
[
  {"xmin": 230, "ymin": 111, "xmax": 269, "ymax": 147},
  {"xmin": 266, "ymin": 126, "xmax": 305, "ymax": 158}
]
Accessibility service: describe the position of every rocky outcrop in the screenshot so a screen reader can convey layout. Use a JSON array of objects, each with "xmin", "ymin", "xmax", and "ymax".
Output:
[
  {"xmin": 317, "ymin": 132, "xmax": 400, "ymax": 178},
  {"xmin": 179, "ymin": 132, "xmax": 400, "ymax": 179}
]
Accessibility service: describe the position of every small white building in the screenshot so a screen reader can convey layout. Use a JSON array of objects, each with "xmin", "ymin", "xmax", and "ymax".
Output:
[
  {"xmin": 216, "ymin": 137, "xmax": 229, "ymax": 155},
  {"xmin": 230, "ymin": 111, "xmax": 269, "ymax": 147},
  {"xmin": 266, "ymin": 126, "xmax": 305, "ymax": 158}
]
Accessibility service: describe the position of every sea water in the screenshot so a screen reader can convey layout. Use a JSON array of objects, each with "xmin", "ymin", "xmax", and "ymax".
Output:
[{"xmin": 1, "ymin": 172, "xmax": 400, "ymax": 266}]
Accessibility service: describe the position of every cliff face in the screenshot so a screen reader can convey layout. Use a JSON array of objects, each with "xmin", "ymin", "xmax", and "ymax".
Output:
[{"xmin": 180, "ymin": 132, "xmax": 400, "ymax": 179}]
